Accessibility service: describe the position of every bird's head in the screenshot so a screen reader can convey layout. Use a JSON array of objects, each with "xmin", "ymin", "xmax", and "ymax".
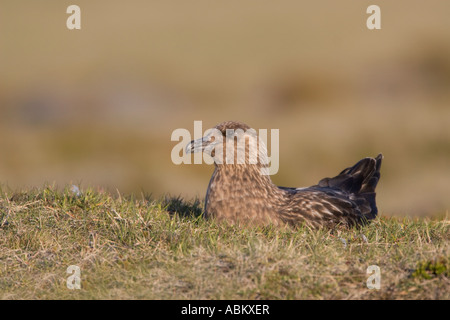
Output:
[{"xmin": 186, "ymin": 121, "xmax": 269, "ymax": 170}]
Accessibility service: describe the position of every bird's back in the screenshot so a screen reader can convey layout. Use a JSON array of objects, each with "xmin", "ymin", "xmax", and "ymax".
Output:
[{"xmin": 277, "ymin": 154, "xmax": 383, "ymax": 227}]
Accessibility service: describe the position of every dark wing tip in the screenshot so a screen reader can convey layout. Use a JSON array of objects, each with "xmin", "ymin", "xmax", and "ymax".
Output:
[{"xmin": 375, "ymin": 153, "xmax": 383, "ymax": 170}]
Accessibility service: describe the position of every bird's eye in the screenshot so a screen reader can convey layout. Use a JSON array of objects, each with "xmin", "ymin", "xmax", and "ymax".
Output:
[{"xmin": 209, "ymin": 136, "xmax": 216, "ymax": 142}]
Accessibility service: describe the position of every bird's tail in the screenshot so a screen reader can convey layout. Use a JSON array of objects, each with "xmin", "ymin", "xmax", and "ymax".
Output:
[{"xmin": 317, "ymin": 154, "xmax": 383, "ymax": 220}]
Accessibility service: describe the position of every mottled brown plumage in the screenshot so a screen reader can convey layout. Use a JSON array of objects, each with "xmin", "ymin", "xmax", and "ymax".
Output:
[{"xmin": 187, "ymin": 121, "xmax": 383, "ymax": 228}]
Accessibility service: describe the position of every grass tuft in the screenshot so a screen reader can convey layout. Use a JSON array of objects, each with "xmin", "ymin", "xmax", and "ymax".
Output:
[{"xmin": 0, "ymin": 185, "xmax": 448, "ymax": 299}]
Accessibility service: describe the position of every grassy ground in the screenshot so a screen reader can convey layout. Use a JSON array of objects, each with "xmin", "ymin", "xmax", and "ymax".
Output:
[{"xmin": 0, "ymin": 185, "xmax": 448, "ymax": 300}]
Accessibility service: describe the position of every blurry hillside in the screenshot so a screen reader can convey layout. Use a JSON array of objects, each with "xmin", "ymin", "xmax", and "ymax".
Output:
[{"xmin": 1, "ymin": 0, "xmax": 449, "ymax": 216}]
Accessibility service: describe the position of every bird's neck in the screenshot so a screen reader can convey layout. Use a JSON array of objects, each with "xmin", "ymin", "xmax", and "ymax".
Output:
[{"xmin": 213, "ymin": 164, "xmax": 275, "ymax": 190}]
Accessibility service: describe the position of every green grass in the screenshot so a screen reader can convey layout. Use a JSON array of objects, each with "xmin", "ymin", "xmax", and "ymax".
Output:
[{"xmin": 0, "ymin": 185, "xmax": 448, "ymax": 299}]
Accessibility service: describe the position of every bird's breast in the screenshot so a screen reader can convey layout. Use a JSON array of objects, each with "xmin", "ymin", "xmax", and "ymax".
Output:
[{"xmin": 204, "ymin": 169, "xmax": 283, "ymax": 226}]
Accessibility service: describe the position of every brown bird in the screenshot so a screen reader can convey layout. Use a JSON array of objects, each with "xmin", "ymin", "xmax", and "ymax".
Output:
[{"xmin": 186, "ymin": 121, "xmax": 383, "ymax": 228}]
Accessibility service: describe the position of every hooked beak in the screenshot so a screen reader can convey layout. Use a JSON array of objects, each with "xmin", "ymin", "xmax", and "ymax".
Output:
[
  {"xmin": 186, "ymin": 136, "xmax": 209, "ymax": 154},
  {"xmin": 186, "ymin": 128, "xmax": 222, "ymax": 156}
]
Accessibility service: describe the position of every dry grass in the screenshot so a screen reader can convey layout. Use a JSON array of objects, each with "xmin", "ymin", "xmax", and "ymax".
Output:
[{"xmin": 0, "ymin": 185, "xmax": 448, "ymax": 299}]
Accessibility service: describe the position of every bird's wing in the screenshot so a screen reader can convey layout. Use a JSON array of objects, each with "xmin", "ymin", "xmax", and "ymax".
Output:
[
  {"xmin": 278, "ymin": 187, "xmax": 367, "ymax": 227},
  {"xmin": 277, "ymin": 154, "xmax": 382, "ymax": 227}
]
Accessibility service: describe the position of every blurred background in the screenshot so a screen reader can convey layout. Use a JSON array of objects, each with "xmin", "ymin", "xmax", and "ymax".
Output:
[{"xmin": 1, "ymin": 0, "xmax": 449, "ymax": 216}]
